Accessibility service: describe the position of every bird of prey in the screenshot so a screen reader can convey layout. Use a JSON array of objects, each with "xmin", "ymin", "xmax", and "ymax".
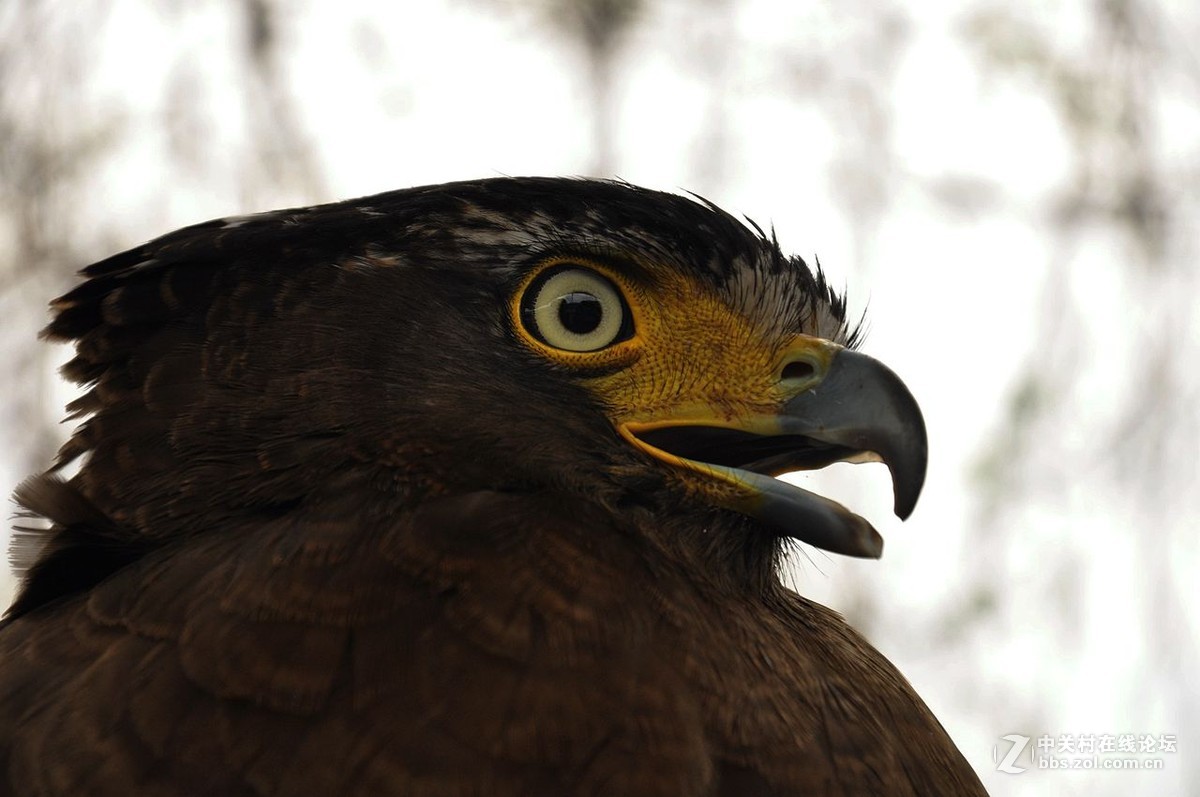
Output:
[{"xmin": 1, "ymin": 177, "xmax": 986, "ymax": 796}]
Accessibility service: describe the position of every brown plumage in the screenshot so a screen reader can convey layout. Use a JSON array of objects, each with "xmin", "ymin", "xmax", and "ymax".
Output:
[{"xmin": 1, "ymin": 178, "xmax": 987, "ymax": 795}]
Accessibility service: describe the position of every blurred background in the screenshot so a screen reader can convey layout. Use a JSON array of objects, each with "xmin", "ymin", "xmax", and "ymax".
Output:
[{"xmin": 1, "ymin": 1, "xmax": 1196, "ymax": 794}]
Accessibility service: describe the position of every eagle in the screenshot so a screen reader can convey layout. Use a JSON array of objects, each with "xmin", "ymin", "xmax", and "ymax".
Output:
[{"xmin": 1, "ymin": 177, "xmax": 987, "ymax": 796}]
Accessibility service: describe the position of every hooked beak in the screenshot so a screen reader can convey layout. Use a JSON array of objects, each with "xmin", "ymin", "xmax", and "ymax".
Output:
[{"xmin": 619, "ymin": 349, "xmax": 927, "ymax": 558}]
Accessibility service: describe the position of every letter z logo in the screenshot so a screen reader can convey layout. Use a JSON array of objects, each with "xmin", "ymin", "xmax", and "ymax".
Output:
[{"xmin": 993, "ymin": 734, "xmax": 1031, "ymax": 774}]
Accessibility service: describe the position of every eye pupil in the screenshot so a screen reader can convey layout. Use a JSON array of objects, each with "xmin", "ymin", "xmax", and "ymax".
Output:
[{"xmin": 558, "ymin": 292, "xmax": 603, "ymax": 335}]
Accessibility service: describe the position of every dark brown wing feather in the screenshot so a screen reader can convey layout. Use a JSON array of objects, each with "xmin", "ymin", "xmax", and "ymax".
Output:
[
  {"xmin": 1, "ymin": 490, "xmax": 714, "ymax": 796},
  {"xmin": 2, "ymin": 483, "xmax": 987, "ymax": 796}
]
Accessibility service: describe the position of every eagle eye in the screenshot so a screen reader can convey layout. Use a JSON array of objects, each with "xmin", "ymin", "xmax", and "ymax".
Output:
[{"xmin": 520, "ymin": 266, "xmax": 633, "ymax": 352}]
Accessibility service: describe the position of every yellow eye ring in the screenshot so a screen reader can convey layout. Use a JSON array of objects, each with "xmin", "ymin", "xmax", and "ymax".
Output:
[{"xmin": 519, "ymin": 265, "xmax": 635, "ymax": 353}]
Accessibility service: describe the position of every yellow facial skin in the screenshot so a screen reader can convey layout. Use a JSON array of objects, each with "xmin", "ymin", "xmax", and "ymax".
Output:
[{"xmin": 510, "ymin": 256, "xmax": 844, "ymax": 509}]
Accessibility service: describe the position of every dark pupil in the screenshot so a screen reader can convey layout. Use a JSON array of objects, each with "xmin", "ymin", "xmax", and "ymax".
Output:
[{"xmin": 557, "ymin": 292, "xmax": 604, "ymax": 335}]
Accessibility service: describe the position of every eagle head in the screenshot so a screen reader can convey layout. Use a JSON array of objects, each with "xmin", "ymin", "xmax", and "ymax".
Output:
[
  {"xmin": 343, "ymin": 178, "xmax": 927, "ymax": 562},
  {"xmin": 12, "ymin": 177, "xmax": 925, "ymax": 617}
]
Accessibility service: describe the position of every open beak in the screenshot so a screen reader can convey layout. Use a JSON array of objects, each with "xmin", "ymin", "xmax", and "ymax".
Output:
[{"xmin": 619, "ymin": 349, "xmax": 927, "ymax": 558}]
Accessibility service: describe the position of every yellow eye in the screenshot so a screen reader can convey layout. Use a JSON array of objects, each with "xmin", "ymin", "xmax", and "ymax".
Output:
[{"xmin": 520, "ymin": 266, "xmax": 633, "ymax": 352}]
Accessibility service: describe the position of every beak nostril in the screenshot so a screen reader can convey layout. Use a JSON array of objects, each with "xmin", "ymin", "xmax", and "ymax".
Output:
[{"xmin": 781, "ymin": 359, "xmax": 817, "ymax": 382}]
